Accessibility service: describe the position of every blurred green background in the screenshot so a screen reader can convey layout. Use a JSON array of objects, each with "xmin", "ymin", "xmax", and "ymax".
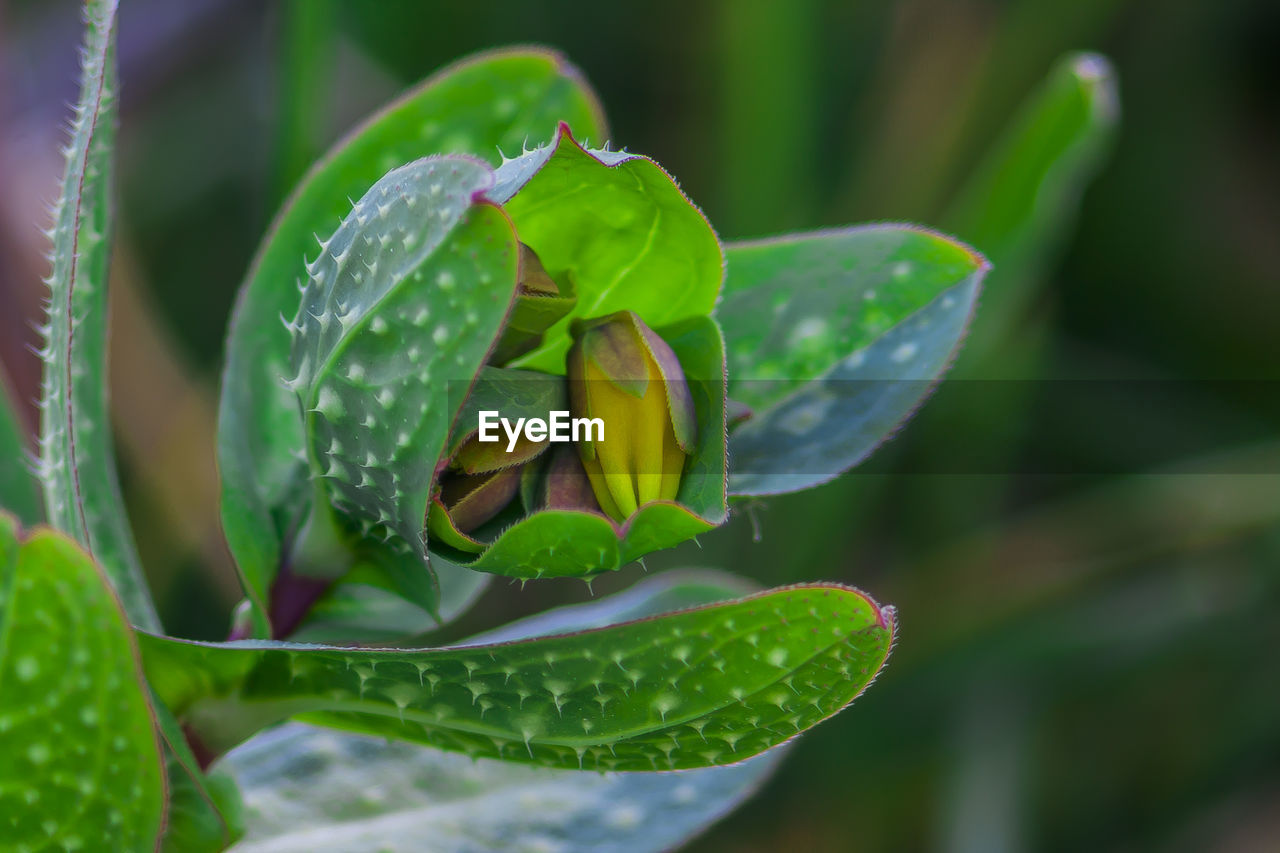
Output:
[{"xmin": 2, "ymin": 1, "xmax": 1278, "ymax": 850}]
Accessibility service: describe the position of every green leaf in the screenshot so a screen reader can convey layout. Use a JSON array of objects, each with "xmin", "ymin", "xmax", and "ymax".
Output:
[
  {"xmin": 223, "ymin": 721, "xmax": 782, "ymax": 853},
  {"xmin": 441, "ymin": 316, "xmax": 729, "ymax": 578},
  {"xmin": 459, "ymin": 503, "xmax": 718, "ymax": 581},
  {"xmin": 658, "ymin": 316, "xmax": 731, "ymax": 521},
  {"xmin": 140, "ymin": 583, "xmax": 895, "ymax": 771},
  {"xmin": 944, "ymin": 52, "xmax": 1118, "ymax": 366},
  {"xmin": 718, "ymin": 225, "xmax": 988, "ymax": 495},
  {"xmin": 36, "ymin": 0, "xmax": 158, "ymax": 630},
  {"xmin": 223, "ymin": 572, "xmax": 784, "ymax": 853},
  {"xmin": 462, "ymin": 509, "xmax": 622, "ymax": 578},
  {"xmin": 495, "ymin": 127, "xmax": 725, "ymax": 373},
  {"xmin": 286, "ymin": 155, "xmax": 519, "ymax": 613},
  {"xmin": 218, "ymin": 49, "xmax": 608, "ymax": 635},
  {"xmin": 473, "ymin": 569, "xmax": 762, "ymax": 641},
  {"xmin": 0, "ymin": 515, "xmax": 165, "ymax": 849},
  {"xmin": 290, "ymin": 554, "xmax": 490, "ymax": 645},
  {"xmin": 155, "ymin": 696, "xmax": 243, "ymax": 853},
  {"xmin": 0, "ymin": 371, "xmax": 40, "ymax": 526}
]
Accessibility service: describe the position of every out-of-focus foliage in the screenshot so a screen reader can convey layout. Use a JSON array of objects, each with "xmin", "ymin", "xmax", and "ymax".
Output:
[
  {"xmin": 0, "ymin": 374, "xmax": 41, "ymax": 526},
  {"xmin": 32, "ymin": 0, "xmax": 159, "ymax": 631},
  {"xmin": 2, "ymin": 0, "xmax": 1277, "ymax": 850}
]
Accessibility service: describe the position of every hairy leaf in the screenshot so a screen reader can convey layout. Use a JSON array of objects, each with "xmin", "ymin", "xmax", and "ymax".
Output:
[
  {"xmin": 222, "ymin": 572, "xmax": 782, "ymax": 853},
  {"xmin": 719, "ymin": 225, "xmax": 988, "ymax": 495},
  {"xmin": 141, "ymin": 584, "xmax": 894, "ymax": 771},
  {"xmin": 219, "ymin": 49, "xmax": 607, "ymax": 634},
  {"xmin": 469, "ymin": 569, "xmax": 761, "ymax": 642},
  {"xmin": 286, "ymin": 156, "xmax": 519, "ymax": 612},
  {"xmin": 36, "ymin": 0, "xmax": 157, "ymax": 629},
  {"xmin": 492, "ymin": 126, "xmax": 724, "ymax": 373},
  {"xmin": 0, "ymin": 515, "xmax": 165, "ymax": 849},
  {"xmin": 0, "ymin": 371, "xmax": 40, "ymax": 526}
]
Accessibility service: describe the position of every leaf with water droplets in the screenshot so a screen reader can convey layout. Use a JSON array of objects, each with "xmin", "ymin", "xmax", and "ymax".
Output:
[
  {"xmin": 288, "ymin": 156, "xmax": 519, "ymax": 611},
  {"xmin": 0, "ymin": 514, "xmax": 165, "ymax": 849},
  {"xmin": 140, "ymin": 582, "xmax": 895, "ymax": 772},
  {"xmin": 218, "ymin": 50, "xmax": 608, "ymax": 636},
  {"xmin": 223, "ymin": 721, "xmax": 781, "ymax": 853},
  {"xmin": 36, "ymin": 0, "xmax": 158, "ymax": 630},
  {"xmin": 221, "ymin": 572, "xmax": 785, "ymax": 853},
  {"xmin": 718, "ymin": 225, "xmax": 988, "ymax": 496}
]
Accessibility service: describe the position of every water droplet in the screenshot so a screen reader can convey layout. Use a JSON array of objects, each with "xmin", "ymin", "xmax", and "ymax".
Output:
[
  {"xmin": 606, "ymin": 804, "xmax": 644, "ymax": 830},
  {"xmin": 890, "ymin": 342, "xmax": 918, "ymax": 364},
  {"xmin": 15, "ymin": 657, "xmax": 39, "ymax": 681},
  {"xmin": 26, "ymin": 742, "xmax": 51, "ymax": 765}
]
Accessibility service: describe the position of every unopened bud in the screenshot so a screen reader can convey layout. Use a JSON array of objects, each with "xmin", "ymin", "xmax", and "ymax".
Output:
[
  {"xmin": 566, "ymin": 311, "xmax": 696, "ymax": 521},
  {"xmin": 427, "ymin": 466, "xmax": 523, "ymax": 552}
]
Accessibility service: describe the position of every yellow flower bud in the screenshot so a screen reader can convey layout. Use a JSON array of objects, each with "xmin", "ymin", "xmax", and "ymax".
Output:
[{"xmin": 567, "ymin": 311, "xmax": 696, "ymax": 521}]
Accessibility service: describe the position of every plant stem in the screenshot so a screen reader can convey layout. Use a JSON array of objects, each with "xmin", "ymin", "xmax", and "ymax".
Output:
[{"xmin": 266, "ymin": 480, "xmax": 351, "ymax": 638}]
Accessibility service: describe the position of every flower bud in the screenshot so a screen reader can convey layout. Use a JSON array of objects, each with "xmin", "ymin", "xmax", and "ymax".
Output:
[
  {"xmin": 427, "ymin": 466, "xmax": 523, "ymax": 552},
  {"xmin": 567, "ymin": 311, "xmax": 696, "ymax": 521},
  {"xmin": 490, "ymin": 243, "xmax": 576, "ymax": 365},
  {"xmin": 427, "ymin": 375, "xmax": 555, "ymax": 549},
  {"xmin": 542, "ymin": 444, "xmax": 601, "ymax": 512}
]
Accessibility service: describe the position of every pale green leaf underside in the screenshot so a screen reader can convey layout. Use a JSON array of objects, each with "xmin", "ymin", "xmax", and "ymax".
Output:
[
  {"xmin": 218, "ymin": 50, "xmax": 608, "ymax": 632},
  {"xmin": 223, "ymin": 572, "xmax": 781, "ymax": 853},
  {"xmin": 718, "ymin": 225, "xmax": 988, "ymax": 495},
  {"xmin": 225, "ymin": 722, "xmax": 780, "ymax": 853},
  {"xmin": 37, "ymin": 0, "xmax": 157, "ymax": 630},
  {"xmin": 141, "ymin": 584, "xmax": 894, "ymax": 772},
  {"xmin": 496, "ymin": 128, "xmax": 725, "ymax": 374},
  {"xmin": 0, "ymin": 515, "xmax": 165, "ymax": 850}
]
